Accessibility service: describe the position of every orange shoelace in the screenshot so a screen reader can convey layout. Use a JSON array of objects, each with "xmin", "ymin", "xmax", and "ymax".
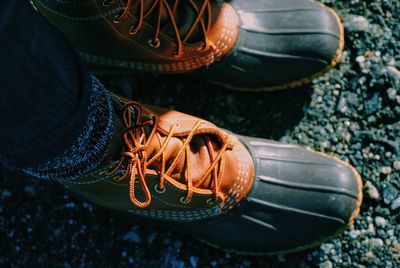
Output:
[
  {"xmin": 108, "ymin": 0, "xmax": 212, "ymax": 57},
  {"xmin": 106, "ymin": 101, "xmax": 232, "ymax": 208}
]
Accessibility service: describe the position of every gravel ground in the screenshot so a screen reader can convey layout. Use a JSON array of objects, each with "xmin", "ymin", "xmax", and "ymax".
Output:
[{"xmin": 1, "ymin": 0, "xmax": 400, "ymax": 267}]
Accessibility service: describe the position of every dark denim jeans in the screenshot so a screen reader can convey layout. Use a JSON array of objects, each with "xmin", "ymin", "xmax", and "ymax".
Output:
[{"xmin": 0, "ymin": 0, "xmax": 92, "ymax": 171}]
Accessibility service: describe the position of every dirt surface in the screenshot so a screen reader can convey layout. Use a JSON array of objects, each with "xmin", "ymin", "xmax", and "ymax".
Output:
[{"xmin": 1, "ymin": 0, "xmax": 400, "ymax": 267}]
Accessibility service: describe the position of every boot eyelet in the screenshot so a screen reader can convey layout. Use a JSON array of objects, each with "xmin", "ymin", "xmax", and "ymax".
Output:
[
  {"xmin": 196, "ymin": 44, "xmax": 209, "ymax": 52},
  {"xmin": 128, "ymin": 26, "xmax": 139, "ymax": 35},
  {"xmin": 112, "ymin": 14, "xmax": 122, "ymax": 24},
  {"xmin": 148, "ymin": 38, "xmax": 161, "ymax": 48},
  {"xmin": 102, "ymin": 0, "xmax": 114, "ymax": 7},
  {"xmin": 206, "ymin": 198, "xmax": 215, "ymax": 205},
  {"xmin": 154, "ymin": 184, "xmax": 166, "ymax": 194},
  {"xmin": 173, "ymin": 50, "xmax": 182, "ymax": 58},
  {"xmin": 179, "ymin": 196, "xmax": 191, "ymax": 204},
  {"xmin": 206, "ymin": 197, "xmax": 222, "ymax": 205}
]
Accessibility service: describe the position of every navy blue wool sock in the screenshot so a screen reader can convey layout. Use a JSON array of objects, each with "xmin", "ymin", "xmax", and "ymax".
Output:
[{"xmin": 23, "ymin": 76, "xmax": 114, "ymax": 181}]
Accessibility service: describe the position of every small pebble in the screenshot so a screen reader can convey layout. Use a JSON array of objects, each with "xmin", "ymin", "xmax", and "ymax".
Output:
[
  {"xmin": 374, "ymin": 216, "xmax": 386, "ymax": 228},
  {"xmin": 122, "ymin": 231, "xmax": 141, "ymax": 244},
  {"xmin": 1, "ymin": 189, "xmax": 12, "ymax": 199},
  {"xmin": 365, "ymin": 251, "xmax": 374, "ymax": 259},
  {"xmin": 277, "ymin": 254, "xmax": 286, "ymax": 263},
  {"xmin": 349, "ymin": 229, "xmax": 361, "ymax": 239},
  {"xmin": 393, "ymin": 160, "xmax": 400, "ymax": 171},
  {"xmin": 386, "ymin": 66, "xmax": 400, "ymax": 80},
  {"xmin": 364, "ymin": 93, "xmax": 382, "ymax": 115},
  {"xmin": 356, "ymin": 55, "xmax": 366, "ymax": 63},
  {"xmin": 370, "ymin": 238, "xmax": 384, "ymax": 248},
  {"xmin": 319, "ymin": 260, "xmax": 333, "ymax": 268},
  {"xmin": 382, "ymin": 183, "xmax": 399, "ymax": 204},
  {"xmin": 345, "ymin": 15, "xmax": 369, "ymax": 32},
  {"xmin": 363, "ymin": 238, "xmax": 384, "ymax": 249},
  {"xmin": 386, "ymin": 88, "xmax": 397, "ymax": 100},
  {"xmin": 381, "ymin": 166, "xmax": 392, "ymax": 175},
  {"xmin": 190, "ymin": 255, "xmax": 199, "ymax": 268},
  {"xmin": 391, "ymin": 197, "xmax": 400, "ymax": 211},
  {"xmin": 368, "ymin": 223, "xmax": 376, "ymax": 235},
  {"xmin": 364, "ymin": 181, "xmax": 380, "ymax": 199},
  {"xmin": 24, "ymin": 186, "xmax": 36, "ymax": 197},
  {"xmin": 337, "ymin": 92, "xmax": 360, "ymax": 115}
]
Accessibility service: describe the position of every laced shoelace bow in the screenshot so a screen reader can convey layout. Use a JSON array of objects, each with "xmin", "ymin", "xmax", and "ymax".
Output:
[
  {"xmin": 106, "ymin": 101, "xmax": 233, "ymax": 208},
  {"xmin": 106, "ymin": 0, "xmax": 212, "ymax": 57}
]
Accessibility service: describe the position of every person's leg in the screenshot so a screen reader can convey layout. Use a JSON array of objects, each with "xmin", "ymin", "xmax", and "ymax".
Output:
[{"xmin": 0, "ymin": 0, "xmax": 114, "ymax": 179}]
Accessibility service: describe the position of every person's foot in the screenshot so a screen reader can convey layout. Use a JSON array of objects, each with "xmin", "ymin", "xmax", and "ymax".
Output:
[
  {"xmin": 61, "ymin": 93, "xmax": 362, "ymax": 254},
  {"xmin": 31, "ymin": 0, "xmax": 343, "ymax": 91},
  {"xmin": 196, "ymin": 0, "xmax": 345, "ymax": 92}
]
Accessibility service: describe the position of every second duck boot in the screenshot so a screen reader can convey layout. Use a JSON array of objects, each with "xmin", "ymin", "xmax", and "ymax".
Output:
[
  {"xmin": 60, "ymin": 93, "xmax": 362, "ymax": 254},
  {"xmin": 31, "ymin": 0, "xmax": 344, "ymax": 91}
]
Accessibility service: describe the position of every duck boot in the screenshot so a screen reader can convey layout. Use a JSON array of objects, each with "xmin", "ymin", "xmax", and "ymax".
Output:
[
  {"xmin": 60, "ymin": 93, "xmax": 363, "ymax": 254},
  {"xmin": 30, "ymin": 0, "xmax": 344, "ymax": 91}
]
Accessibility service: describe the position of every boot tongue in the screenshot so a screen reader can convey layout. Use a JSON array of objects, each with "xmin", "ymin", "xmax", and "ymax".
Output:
[
  {"xmin": 133, "ymin": 0, "xmax": 206, "ymax": 44},
  {"xmin": 145, "ymin": 132, "xmax": 221, "ymax": 189},
  {"xmin": 168, "ymin": 1, "xmax": 205, "ymax": 43},
  {"xmin": 138, "ymin": 104, "xmax": 226, "ymax": 191}
]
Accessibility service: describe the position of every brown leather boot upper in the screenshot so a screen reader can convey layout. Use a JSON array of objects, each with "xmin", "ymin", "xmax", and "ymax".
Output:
[
  {"xmin": 62, "ymin": 94, "xmax": 254, "ymax": 221},
  {"xmin": 32, "ymin": 0, "xmax": 240, "ymax": 73}
]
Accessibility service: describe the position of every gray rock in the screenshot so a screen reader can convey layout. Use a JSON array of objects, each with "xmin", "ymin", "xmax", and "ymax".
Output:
[
  {"xmin": 362, "ymin": 238, "xmax": 384, "ymax": 249},
  {"xmin": 321, "ymin": 243, "xmax": 335, "ymax": 254},
  {"xmin": 276, "ymin": 254, "xmax": 286, "ymax": 263},
  {"xmin": 345, "ymin": 15, "xmax": 369, "ymax": 32},
  {"xmin": 349, "ymin": 229, "xmax": 361, "ymax": 239},
  {"xmin": 356, "ymin": 55, "xmax": 365, "ymax": 63},
  {"xmin": 393, "ymin": 160, "xmax": 400, "ymax": 171},
  {"xmin": 386, "ymin": 66, "xmax": 400, "ymax": 87},
  {"xmin": 387, "ymin": 229, "xmax": 395, "ymax": 237},
  {"xmin": 367, "ymin": 223, "xmax": 376, "ymax": 236},
  {"xmin": 364, "ymin": 181, "xmax": 380, "ymax": 200},
  {"xmin": 364, "ymin": 251, "xmax": 374, "ymax": 260},
  {"xmin": 391, "ymin": 197, "xmax": 400, "ymax": 211},
  {"xmin": 364, "ymin": 93, "xmax": 383, "ymax": 115},
  {"xmin": 386, "ymin": 88, "xmax": 397, "ymax": 100},
  {"xmin": 374, "ymin": 216, "xmax": 386, "ymax": 228},
  {"xmin": 337, "ymin": 92, "xmax": 360, "ymax": 116},
  {"xmin": 370, "ymin": 24, "xmax": 384, "ymax": 38},
  {"xmin": 381, "ymin": 166, "xmax": 392, "ymax": 175},
  {"xmin": 370, "ymin": 238, "xmax": 384, "ymax": 248},
  {"xmin": 24, "ymin": 186, "xmax": 36, "ymax": 197},
  {"xmin": 122, "ymin": 231, "xmax": 141, "ymax": 244},
  {"xmin": 386, "ymin": 66, "xmax": 400, "ymax": 80},
  {"xmin": 1, "ymin": 189, "xmax": 12, "ymax": 200},
  {"xmin": 382, "ymin": 183, "xmax": 399, "ymax": 204},
  {"xmin": 319, "ymin": 260, "xmax": 333, "ymax": 268},
  {"xmin": 190, "ymin": 256, "xmax": 199, "ymax": 268}
]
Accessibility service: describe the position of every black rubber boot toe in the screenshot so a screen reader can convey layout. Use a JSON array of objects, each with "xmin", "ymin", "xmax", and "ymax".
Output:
[
  {"xmin": 201, "ymin": 0, "xmax": 344, "ymax": 91},
  {"xmin": 170, "ymin": 137, "xmax": 362, "ymax": 255}
]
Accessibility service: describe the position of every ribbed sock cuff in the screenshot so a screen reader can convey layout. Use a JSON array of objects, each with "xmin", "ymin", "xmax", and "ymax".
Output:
[{"xmin": 23, "ymin": 75, "xmax": 114, "ymax": 181}]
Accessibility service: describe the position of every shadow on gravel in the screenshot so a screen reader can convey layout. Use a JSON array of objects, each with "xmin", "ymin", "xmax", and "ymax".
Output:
[{"xmin": 102, "ymin": 74, "xmax": 314, "ymax": 141}]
